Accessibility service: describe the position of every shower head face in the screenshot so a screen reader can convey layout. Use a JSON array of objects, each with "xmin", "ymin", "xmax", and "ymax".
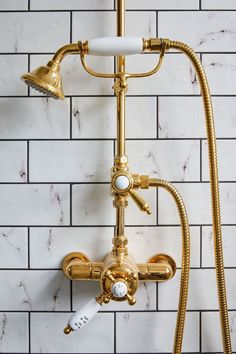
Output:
[{"xmin": 21, "ymin": 61, "xmax": 65, "ymax": 100}]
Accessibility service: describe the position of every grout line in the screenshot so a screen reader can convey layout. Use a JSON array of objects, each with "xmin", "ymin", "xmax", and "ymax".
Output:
[
  {"xmin": 199, "ymin": 0, "xmax": 202, "ymax": 10},
  {"xmin": 200, "ymin": 226, "xmax": 203, "ymax": 268},
  {"xmin": 2, "ymin": 94, "xmax": 236, "ymax": 98},
  {"xmin": 70, "ymin": 280, "xmax": 73, "ymax": 312},
  {"xmin": 0, "ymin": 137, "xmax": 235, "ymax": 141},
  {"xmin": 28, "ymin": 227, "xmax": 30, "ymax": 269},
  {"xmin": 27, "ymin": 55, "xmax": 30, "ymax": 96},
  {"xmin": 156, "ymin": 282, "xmax": 159, "ymax": 311},
  {"xmin": 199, "ymin": 311, "xmax": 202, "ymax": 352},
  {"xmin": 0, "ymin": 309, "xmax": 235, "ymax": 314},
  {"xmin": 69, "ymin": 96, "xmax": 72, "ymax": 139},
  {"xmin": 70, "ymin": 184, "xmax": 72, "ymax": 226},
  {"xmin": 156, "ymin": 187, "xmax": 159, "ymax": 226},
  {"xmin": 156, "ymin": 11, "xmax": 158, "ymax": 38},
  {"xmin": 114, "ymin": 312, "xmax": 116, "ymax": 353},
  {"xmin": 28, "ymin": 0, "xmax": 30, "ymax": 11},
  {"xmin": 113, "ymin": 139, "xmax": 116, "ymax": 159},
  {"xmin": 200, "ymin": 139, "xmax": 203, "ymax": 182},
  {"xmin": 27, "ymin": 140, "xmax": 30, "ymax": 183},
  {"xmin": 70, "ymin": 11, "xmax": 72, "ymax": 43},
  {"xmin": 0, "ymin": 223, "xmax": 235, "ymax": 228},
  {"xmin": 156, "ymin": 96, "xmax": 159, "ymax": 139},
  {"xmin": 28, "ymin": 311, "xmax": 31, "ymax": 353},
  {"xmin": 1, "ymin": 9, "xmax": 236, "ymax": 12}
]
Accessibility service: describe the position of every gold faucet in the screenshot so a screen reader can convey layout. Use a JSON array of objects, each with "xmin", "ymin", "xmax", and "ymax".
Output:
[{"xmin": 20, "ymin": 1, "xmax": 232, "ymax": 353}]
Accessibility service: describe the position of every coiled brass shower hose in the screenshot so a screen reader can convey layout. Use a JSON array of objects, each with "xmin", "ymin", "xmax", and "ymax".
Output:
[
  {"xmin": 149, "ymin": 179, "xmax": 190, "ymax": 353},
  {"xmin": 168, "ymin": 40, "xmax": 232, "ymax": 354}
]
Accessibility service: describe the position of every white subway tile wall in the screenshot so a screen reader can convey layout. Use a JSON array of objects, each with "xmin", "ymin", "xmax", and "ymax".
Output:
[{"xmin": 0, "ymin": 1, "xmax": 235, "ymax": 353}]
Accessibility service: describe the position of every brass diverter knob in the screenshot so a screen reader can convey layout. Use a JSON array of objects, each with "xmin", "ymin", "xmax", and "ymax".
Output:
[{"xmin": 111, "ymin": 172, "xmax": 152, "ymax": 215}]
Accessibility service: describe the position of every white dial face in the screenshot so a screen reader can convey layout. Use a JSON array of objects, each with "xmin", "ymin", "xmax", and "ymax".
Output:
[
  {"xmin": 111, "ymin": 281, "xmax": 128, "ymax": 298},
  {"xmin": 114, "ymin": 175, "xmax": 130, "ymax": 191}
]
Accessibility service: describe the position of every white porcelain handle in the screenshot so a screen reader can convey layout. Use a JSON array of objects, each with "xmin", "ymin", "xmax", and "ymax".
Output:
[
  {"xmin": 87, "ymin": 37, "xmax": 143, "ymax": 56},
  {"xmin": 67, "ymin": 298, "xmax": 101, "ymax": 331}
]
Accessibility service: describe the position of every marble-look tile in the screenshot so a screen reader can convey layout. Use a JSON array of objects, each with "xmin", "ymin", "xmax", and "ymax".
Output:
[
  {"xmin": 202, "ymin": 0, "xmax": 236, "ymax": 9},
  {"xmin": 159, "ymin": 12, "xmax": 236, "ymax": 52},
  {"xmin": 202, "ymin": 311, "xmax": 236, "ymax": 352},
  {"xmin": 0, "ymin": 270, "xmax": 70, "ymax": 311},
  {"xmin": 116, "ymin": 312, "xmax": 199, "ymax": 352},
  {"xmin": 30, "ymin": 227, "xmax": 114, "ymax": 268},
  {"xmin": 158, "ymin": 182, "xmax": 236, "ymax": 225},
  {"xmin": 202, "ymin": 140, "xmax": 236, "ymax": 181},
  {"xmin": 158, "ymin": 269, "xmax": 236, "ymax": 310},
  {"xmin": 203, "ymin": 54, "xmax": 236, "ymax": 95},
  {"xmin": 128, "ymin": 226, "xmax": 200, "ymax": 267},
  {"xmin": 72, "ymin": 184, "xmax": 156, "ymax": 225},
  {"xmin": 29, "ymin": 226, "xmax": 200, "ymax": 268},
  {"xmin": 72, "ymin": 11, "xmax": 156, "ymax": 39},
  {"xmin": 0, "ymin": 228, "xmax": 28, "ymax": 268},
  {"xmin": 0, "ymin": 0, "xmax": 27, "ymax": 10},
  {"xmin": 31, "ymin": 312, "xmax": 114, "ymax": 353},
  {"xmin": 0, "ymin": 312, "xmax": 28, "ymax": 352},
  {"xmin": 0, "ymin": 141, "xmax": 27, "ymax": 182},
  {"xmin": 31, "ymin": 0, "xmax": 113, "ymax": 10},
  {"xmin": 30, "ymin": 141, "xmax": 113, "ymax": 182},
  {"xmin": 72, "ymin": 96, "xmax": 157, "ymax": 139},
  {"xmin": 0, "ymin": 12, "xmax": 70, "ymax": 53},
  {"xmin": 0, "ymin": 55, "xmax": 27, "ymax": 96},
  {"xmin": 127, "ymin": 0, "xmax": 199, "ymax": 9},
  {"xmin": 126, "ymin": 53, "xmax": 200, "ymax": 95},
  {"xmin": 30, "ymin": 54, "xmax": 114, "ymax": 96},
  {"xmin": 0, "ymin": 184, "xmax": 70, "ymax": 225},
  {"xmin": 73, "ymin": 281, "xmax": 156, "ymax": 311},
  {"xmin": 202, "ymin": 226, "xmax": 236, "ymax": 267},
  {"xmin": 0, "ymin": 98, "xmax": 70, "ymax": 139},
  {"xmin": 158, "ymin": 97, "xmax": 236, "ymax": 139},
  {"xmin": 127, "ymin": 140, "xmax": 200, "ymax": 181}
]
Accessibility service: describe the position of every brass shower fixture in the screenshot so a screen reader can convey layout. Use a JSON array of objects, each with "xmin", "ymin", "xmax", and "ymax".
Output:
[{"xmin": 21, "ymin": 1, "xmax": 232, "ymax": 353}]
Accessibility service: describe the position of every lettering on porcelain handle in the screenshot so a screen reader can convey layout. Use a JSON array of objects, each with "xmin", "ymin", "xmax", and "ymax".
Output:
[{"xmin": 68, "ymin": 298, "xmax": 101, "ymax": 331}]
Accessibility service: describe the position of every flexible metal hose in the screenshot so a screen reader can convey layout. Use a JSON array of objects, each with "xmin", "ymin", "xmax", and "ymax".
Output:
[
  {"xmin": 149, "ymin": 178, "xmax": 190, "ymax": 354},
  {"xmin": 167, "ymin": 40, "xmax": 232, "ymax": 354}
]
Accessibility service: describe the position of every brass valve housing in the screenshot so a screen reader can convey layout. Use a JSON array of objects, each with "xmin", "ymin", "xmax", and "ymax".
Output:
[{"xmin": 62, "ymin": 250, "xmax": 176, "ymax": 306}]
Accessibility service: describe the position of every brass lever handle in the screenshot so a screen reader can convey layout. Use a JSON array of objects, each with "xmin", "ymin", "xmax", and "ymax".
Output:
[{"xmin": 129, "ymin": 189, "xmax": 152, "ymax": 215}]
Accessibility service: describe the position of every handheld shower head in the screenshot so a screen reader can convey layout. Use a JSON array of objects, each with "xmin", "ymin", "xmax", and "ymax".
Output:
[
  {"xmin": 21, "ymin": 61, "xmax": 64, "ymax": 100},
  {"xmin": 21, "ymin": 42, "xmax": 82, "ymax": 99}
]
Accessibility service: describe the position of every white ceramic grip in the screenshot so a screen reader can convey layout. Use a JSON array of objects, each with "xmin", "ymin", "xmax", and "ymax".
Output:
[
  {"xmin": 87, "ymin": 37, "xmax": 143, "ymax": 56},
  {"xmin": 67, "ymin": 298, "xmax": 101, "ymax": 331}
]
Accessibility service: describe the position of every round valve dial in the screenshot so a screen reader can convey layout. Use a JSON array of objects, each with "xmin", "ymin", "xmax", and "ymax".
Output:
[
  {"xmin": 111, "ymin": 281, "xmax": 128, "ymax": 298},
  {"xmin": 114, "ymin": 175, "xmax": 130, "ymax": 191}
]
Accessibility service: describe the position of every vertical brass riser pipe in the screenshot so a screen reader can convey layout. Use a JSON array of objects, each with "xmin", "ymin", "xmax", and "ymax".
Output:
[
  {"xmin": 113, "ymin": 0, "xmax": 127, "ymax": 257},
  {"xmin": 169, "ymin": 40, "xmax": 232, "ymax": 354},
  {"xmin": 149, "ymin": 179, "xmax": 190, "ymax": 354}
]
